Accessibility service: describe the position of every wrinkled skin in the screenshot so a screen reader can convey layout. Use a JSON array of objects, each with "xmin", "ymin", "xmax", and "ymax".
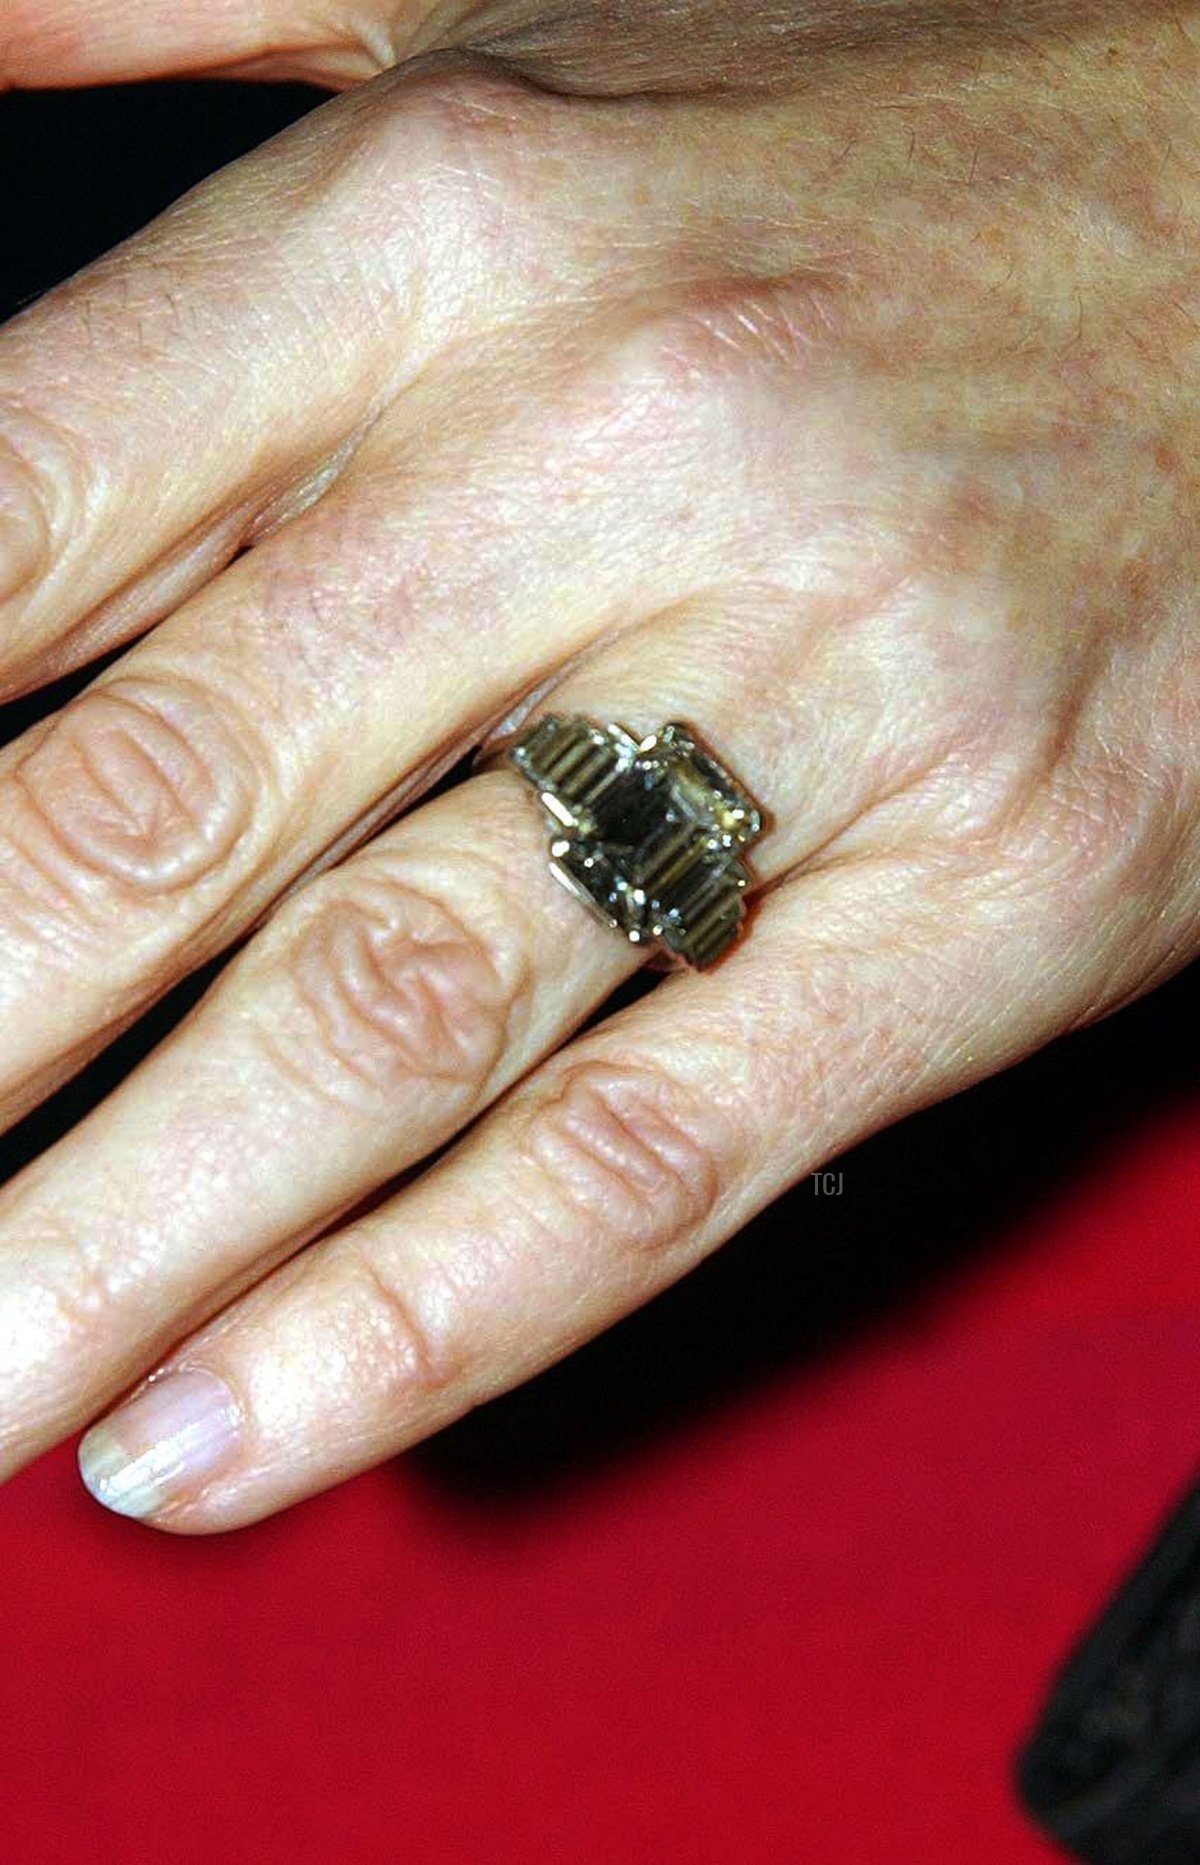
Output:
[{"xmin": 1, "ymin": 3, "xmax": 1199, "ymax": 1530}]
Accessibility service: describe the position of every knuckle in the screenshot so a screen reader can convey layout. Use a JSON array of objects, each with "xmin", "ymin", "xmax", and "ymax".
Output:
[
  {"xmin": 335, "ymin": 1236, "xmax": 467, "ymax": 1406},
  {"xmin": 387, "ymin": 52, "xmax": 548, "ymax": 137},
  {"xmin": 274, "ymin": 54, "xmax": 561, "ymax": 357},
  {"xmin": 342, "ymin": 54, "xmax": 550, "ymax": 238},
  {"xmin": 3, "ymin": 1223, "xmax": 126, "ymax": 1400},
  {"xmin": 269, "ymin": 857, "xmax": 518, "ymax": 1110},
  {"xmin": 638, "ymin": 274, "xmax": 853, "ymax": 391},
  {"xmin": 568, "ymin": 275, "xmax": 853, "ymax": 487},
  {"xmin": 1046, "ymin": 753, "xmax": 1190, "ymax": 889},
  {"xmin": 987, "ymin": 745, "xmax": 1196, "ymax": 930},
  {"xmin": 0, "ymin": 403, "xmax": 91, "ymax": 613},
  {"xmin": 7, "ymin": 676, "xmax": 259, "ymax": 903},
  {"xmin": 7, "ymin": 678, "xmax": 261, "ymax": 910},
  {"xmin": 518, "ymin": 1057, "xmax": 728, "ymax": 1258}
]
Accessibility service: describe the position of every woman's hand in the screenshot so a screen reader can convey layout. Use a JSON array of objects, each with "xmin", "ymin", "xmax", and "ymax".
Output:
[{"xmin": 2, "ymin": 10, "xmax": 1200, "ymax": 1530}]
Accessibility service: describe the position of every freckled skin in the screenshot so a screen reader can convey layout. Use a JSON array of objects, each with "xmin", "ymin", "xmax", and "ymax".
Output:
[{"xmin": 5, "ymin": 4, "xmax": 1200, "ymax": 1526}]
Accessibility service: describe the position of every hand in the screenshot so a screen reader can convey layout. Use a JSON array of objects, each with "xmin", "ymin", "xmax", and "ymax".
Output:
[{"xmin": 2, "ymin": 8, "xmax": 1199, "ymax": 1532}]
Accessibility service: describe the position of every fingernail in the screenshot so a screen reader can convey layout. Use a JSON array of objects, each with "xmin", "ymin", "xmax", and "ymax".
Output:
[{"xmin": 78, "ymin": 1369, "xmax": 242, "ymax": 1521}]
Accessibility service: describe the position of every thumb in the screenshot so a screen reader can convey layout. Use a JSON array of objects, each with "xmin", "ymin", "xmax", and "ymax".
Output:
[{"xmin": 1, "ymin": 0, "xmax": 433, "ymax": 90}]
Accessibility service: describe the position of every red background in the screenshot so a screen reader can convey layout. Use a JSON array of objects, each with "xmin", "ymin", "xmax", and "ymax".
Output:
[{"xmin": 4, "ymin": 954, "xmax": 1199, "ymax": 1865}]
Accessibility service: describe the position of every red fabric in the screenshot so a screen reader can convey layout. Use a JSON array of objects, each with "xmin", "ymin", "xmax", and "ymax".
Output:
[{"xmin": 3, "ymin": 1040, "xmax": 1198, "ymax": 1864}]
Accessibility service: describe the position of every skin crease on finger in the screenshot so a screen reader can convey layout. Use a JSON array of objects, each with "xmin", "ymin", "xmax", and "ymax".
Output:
[{"xmin": 2, "ymin": 13, "xmax": 1200, "ymax": 1524}]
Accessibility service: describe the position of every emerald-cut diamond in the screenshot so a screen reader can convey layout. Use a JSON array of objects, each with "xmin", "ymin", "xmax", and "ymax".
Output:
[{"xmin": 507, "ymin": 715, "xmax": 766, "ymax": 968}]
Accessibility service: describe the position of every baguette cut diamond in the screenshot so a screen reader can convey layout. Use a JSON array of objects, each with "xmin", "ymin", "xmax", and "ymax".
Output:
[{"xmin": 507, "ymin": 714, "xmax": 766, "ymax": 968}]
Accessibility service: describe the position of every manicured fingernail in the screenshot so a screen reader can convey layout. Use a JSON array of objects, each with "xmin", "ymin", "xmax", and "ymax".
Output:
[{"xmin": 78, "ymin": 1369, "xmax": 242, "ymax": 1521}]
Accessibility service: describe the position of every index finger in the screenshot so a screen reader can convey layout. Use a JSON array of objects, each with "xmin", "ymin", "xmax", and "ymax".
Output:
[{"xmin": 0, "ymin": 58, "xmax": 534, "ymax": 697}]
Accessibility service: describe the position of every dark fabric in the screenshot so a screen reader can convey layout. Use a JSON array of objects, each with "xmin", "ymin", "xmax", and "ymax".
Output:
[{"xmin": 1020, "ymin": 1477, "xmax": 1200, "ymax": 1863}]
